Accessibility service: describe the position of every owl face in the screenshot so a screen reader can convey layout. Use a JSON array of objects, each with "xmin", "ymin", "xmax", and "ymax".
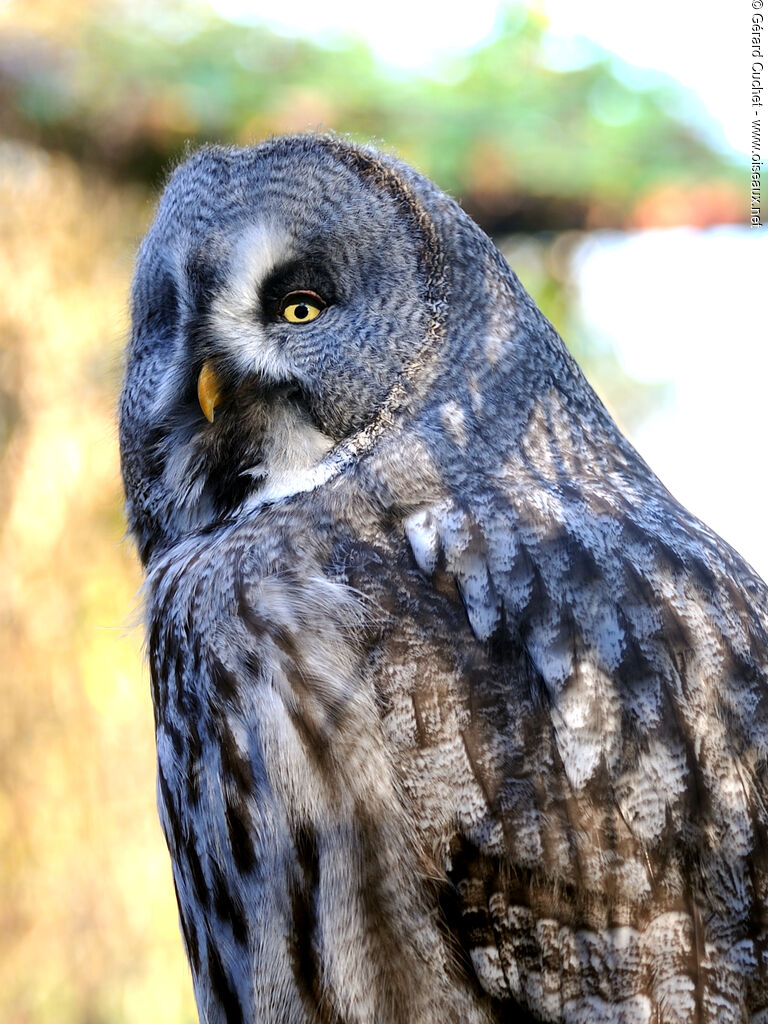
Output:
[{"xmin": 120, "ymin": 137, "xmax": 452, "ymax": 562}]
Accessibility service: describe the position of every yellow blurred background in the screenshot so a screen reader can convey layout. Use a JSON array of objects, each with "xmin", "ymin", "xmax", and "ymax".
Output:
[
  {"xmin": 0, "ymin": 1, "xmax": 748, "ymax": 1021},
  {"xmin": 0, "ymin": 146, "xmax": 196, "ymax": 1021}
]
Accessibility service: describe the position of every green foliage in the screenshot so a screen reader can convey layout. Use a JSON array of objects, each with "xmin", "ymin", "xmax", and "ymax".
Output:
[{"xmin": 2, "ymin": 1, "xmax": 738, "ymax": 229}]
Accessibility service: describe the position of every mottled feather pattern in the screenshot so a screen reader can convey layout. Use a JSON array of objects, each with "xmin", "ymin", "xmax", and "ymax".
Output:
[
  {"xmin": 121, "ymin": 134, "xmax": 768, "ymax": 1022},
  {"xmin": 147, "ymin": 510, "xmax": 501, "ymax": 1024}
]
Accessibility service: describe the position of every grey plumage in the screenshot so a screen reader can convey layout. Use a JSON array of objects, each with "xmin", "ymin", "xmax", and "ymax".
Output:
[{"xmin": 120, "ymin": 134, "xmax": 768, "ymax": 1023}]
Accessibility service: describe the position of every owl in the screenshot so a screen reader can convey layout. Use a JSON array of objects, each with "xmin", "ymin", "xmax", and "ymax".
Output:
[{"xmin": 120, "ymin": 135, "xmax": 768, "ymax": 1024}]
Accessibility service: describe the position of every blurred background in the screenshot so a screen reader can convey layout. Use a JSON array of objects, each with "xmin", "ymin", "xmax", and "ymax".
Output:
[{"xmin": 0, "ymin": 1, "xmax": 762, "ymax": 1021}]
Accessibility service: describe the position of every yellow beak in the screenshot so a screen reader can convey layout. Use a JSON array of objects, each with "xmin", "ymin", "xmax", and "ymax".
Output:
[{"xmin": 197, "ymin": 361, "xmax": 223, "ymax": 422}]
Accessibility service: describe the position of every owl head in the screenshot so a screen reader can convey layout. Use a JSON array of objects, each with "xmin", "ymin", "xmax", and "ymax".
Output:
[{"xmin": 120, "ymin": 134, "xmax": 586, "ymax": 564}]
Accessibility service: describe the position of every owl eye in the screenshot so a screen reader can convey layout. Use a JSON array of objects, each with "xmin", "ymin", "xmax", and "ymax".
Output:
[{"xmin": 278, "ymin": 290, "xmax": 326, "ymax": 324}]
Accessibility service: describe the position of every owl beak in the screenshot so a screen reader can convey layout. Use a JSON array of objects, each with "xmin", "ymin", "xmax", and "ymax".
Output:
[{"xmin": 197, "ymin": 361, "xmax": 224, "ymax": 422}]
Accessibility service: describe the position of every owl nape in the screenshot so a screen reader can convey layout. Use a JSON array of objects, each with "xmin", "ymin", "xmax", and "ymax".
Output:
[{"xmin": 120, "ymin": 134, "xmax": 768, "ymax": 1024}]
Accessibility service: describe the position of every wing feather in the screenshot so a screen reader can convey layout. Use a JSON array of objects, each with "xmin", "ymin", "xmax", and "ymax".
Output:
[{"xmin": 388, "ymin": 456, "xmax": 768, "ymax": 1020}]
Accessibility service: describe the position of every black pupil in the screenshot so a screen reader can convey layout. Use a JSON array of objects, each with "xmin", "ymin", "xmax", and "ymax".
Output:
[{"xmin": 294, "ymin": 302, "xmax": 309, "ymax": 320}]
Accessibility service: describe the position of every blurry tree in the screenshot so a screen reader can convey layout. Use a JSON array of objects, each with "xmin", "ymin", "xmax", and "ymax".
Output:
[
  {"xmin": 0, "ymin": 142, "xmax": 196, "ymax": 1024},
  {"xmin": 0, "ymin": 0, "xmax": 741, "ymax": 232}
]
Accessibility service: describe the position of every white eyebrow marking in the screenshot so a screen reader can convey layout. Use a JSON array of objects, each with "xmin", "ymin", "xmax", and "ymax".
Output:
[
  {"xmin": 208, "ymin": 222, "xmax": 300, "ymax": 382},
  {"xmin": 218, "ymin": 222, "xmax": 291, "ymax": 314}
]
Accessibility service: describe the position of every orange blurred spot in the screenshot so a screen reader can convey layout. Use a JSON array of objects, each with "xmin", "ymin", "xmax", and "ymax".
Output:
[{"xmin": 629, "ymin": 182, "xmax": 743, "ymax": 228}]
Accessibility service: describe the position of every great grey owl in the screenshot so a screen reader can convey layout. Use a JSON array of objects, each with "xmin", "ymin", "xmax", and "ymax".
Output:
[{"xmin": 120, "ymin": 134, "xmax": 768, "ymax": 1024}]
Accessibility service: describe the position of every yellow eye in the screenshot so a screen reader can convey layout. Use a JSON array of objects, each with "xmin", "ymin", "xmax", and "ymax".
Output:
[{"xmin": 279, "ymin": 290, "xmax": 326, "ymax": 324}]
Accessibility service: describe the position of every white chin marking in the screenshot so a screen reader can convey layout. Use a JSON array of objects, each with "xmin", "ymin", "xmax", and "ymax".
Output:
[
  {"xmin": 253, "ymin": 460, "xmax": 339, "ymax": 505},
  {"xmin": 245, "ymin": 411, "xmax": 337, "ymax": 508}
]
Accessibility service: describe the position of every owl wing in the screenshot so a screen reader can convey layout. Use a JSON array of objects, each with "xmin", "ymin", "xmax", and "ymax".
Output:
[{"xmin": 361, "ymin": 473, "xmax": 768, "ymax": 1023}]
